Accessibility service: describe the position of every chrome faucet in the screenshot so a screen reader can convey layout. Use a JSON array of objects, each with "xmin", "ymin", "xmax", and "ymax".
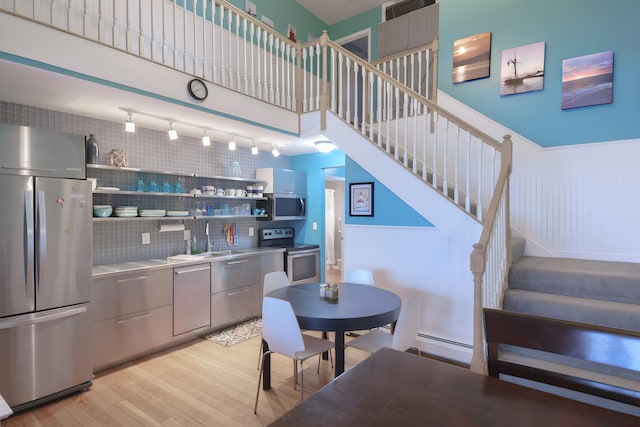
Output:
[{"xmin": 205, "ymin": 222, "xmax": 214, "ymax": 252}]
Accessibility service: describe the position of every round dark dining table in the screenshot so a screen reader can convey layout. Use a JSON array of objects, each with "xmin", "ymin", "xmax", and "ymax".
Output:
[{"xmin": 262, "ymin": 282, "xmax": 401, "ymax": 389}]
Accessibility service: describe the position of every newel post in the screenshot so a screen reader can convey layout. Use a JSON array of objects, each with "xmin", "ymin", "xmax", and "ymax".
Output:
[
  {"xmin": 319, "ymin": 30, "xmax": 330, "ymax": 130},
  {"xmin": 470, "ymin": 243, "xmax": 487, "ymax": 374}
]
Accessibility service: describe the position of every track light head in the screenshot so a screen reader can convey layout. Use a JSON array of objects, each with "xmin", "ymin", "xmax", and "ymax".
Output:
[
  {"xmin": 271, "ymin": 145, "xmax": 280, "ymax": 157},
  {"xmin": 125, "ymin": 111, "xmax": 135, "ymax": 133},
  {"xmin": 202, "ymin": 130, "xmax": 211, "ymax": 146},
  {"xmin": 168, "ymin": 122, "xmax": 178, "ymax": 140}
]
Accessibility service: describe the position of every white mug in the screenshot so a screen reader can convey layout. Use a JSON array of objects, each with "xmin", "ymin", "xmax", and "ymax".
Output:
[
  {"xmin": 238, "ymin": 189, "xmax": 248, "ymax": 197},
  {"xmin": 216, "ymin": 189, "xmax": 225, "ymax": 196},
  {"xmin": 225, "ymin": 188, "xmax": 235, "ymax": 196}
]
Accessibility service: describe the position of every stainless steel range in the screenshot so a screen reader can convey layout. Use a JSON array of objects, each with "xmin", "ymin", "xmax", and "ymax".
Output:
[{"xmin": 258, "ymin": 227, "xmax": 320, "ymax": 285}]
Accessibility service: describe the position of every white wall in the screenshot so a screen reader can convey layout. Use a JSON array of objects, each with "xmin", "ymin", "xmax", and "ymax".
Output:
[{"xmin": 319, "ymin": 112, "xmax": 480, "ymax": 363}]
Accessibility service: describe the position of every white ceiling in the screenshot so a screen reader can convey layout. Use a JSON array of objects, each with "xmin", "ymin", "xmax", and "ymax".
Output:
[
  {"xmin": 295, "ymin": 0, "xmax": 388, "ymax": 25},
  {"xmin": 0, "ymin": 57, "xmax": 324, "ymax": 155}
]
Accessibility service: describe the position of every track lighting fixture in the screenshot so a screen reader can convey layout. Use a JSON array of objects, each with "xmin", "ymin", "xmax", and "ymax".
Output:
[
  {"xmin": 167, "ymin": 122, "xmax": 178, "ymax": 140},
  {"xmin": 271, "ymin": 145, "xmax": 280, "ymax": 158},
  {"xmin": 125, "ymin": 111, "xmax": 135, "ymax": 133},
  {"xmin": 228, "ymin": 136, "xmax": 236, "ymax": 151},
  {"xmin": 251, "ymin": 142, "xmax": 259, "ymax": 155},
  {"xmin": 202, "ymin": 130, "xmax": 211, "ymax": 146}
]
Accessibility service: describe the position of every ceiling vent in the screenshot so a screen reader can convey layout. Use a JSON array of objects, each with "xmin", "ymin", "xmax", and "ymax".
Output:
[{"xmin": 385, "ymin": 0, "xmax": 435, "ymax": 21}]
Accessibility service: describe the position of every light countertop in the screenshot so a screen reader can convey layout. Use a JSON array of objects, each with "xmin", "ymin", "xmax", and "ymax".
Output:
[{"xmin": 92, "ymin": 247, "xmax": 285, "ymax": 278}]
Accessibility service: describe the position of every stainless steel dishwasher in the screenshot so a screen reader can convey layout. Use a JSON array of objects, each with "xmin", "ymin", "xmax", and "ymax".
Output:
[{"xmin": 173, "ymin": 263, "xmax": 211, "ymax": 336}]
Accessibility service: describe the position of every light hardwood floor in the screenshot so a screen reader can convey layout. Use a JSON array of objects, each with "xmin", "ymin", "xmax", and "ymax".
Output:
[{"xmin": 4, "ymin": 333, "xmax": 367, "ymax": 427}]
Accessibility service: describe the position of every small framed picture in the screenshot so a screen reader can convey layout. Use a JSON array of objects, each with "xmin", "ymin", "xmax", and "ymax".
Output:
[{"xmin": 349, "ymin": 182, "xmax": 374, "ymax": 217}]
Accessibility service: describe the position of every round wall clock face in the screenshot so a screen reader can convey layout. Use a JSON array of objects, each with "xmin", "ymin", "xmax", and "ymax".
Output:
[{"xmin": 187, "ymin": 78, "xmax": 208, "ymax": 100}]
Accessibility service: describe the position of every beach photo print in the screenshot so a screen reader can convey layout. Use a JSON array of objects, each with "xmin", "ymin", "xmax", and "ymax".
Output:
[
  {"xmin": 561, "ymin": 50, "xmax": 614, "ymax": 110},
  {"xmin": 500, "ymin": 42, "xmax": 545, "ymax": 96}
]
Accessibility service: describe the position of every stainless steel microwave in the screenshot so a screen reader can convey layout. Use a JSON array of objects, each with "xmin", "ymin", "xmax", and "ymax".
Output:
[{"xmin": 257, "ymin": 195, "xmax": 306, "ymax": 221}]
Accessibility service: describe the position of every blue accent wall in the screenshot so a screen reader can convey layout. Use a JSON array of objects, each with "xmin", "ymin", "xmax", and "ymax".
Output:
[
  {"xmin": 439, "ymin": 0, "xmax": 640, "ymax": 147},
  {"xmin": 344, "ymin": 157, "xmax": 433, "ymax": 227},
  {"xmin": 290, "ymin": 150, "xmax": 346, "ymax": 245},
  {"xmin": 328, "ymin": 7, "xmax": 381, "ymax": 60}
]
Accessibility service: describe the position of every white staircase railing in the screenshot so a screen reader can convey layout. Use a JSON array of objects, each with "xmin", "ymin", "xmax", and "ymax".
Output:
[
  {"xmin": 299, "ymin": 32, "xmax": 508, "ymax": 223},
  {"xmin": 299, "ymin": 33, "xmax": 512, "ymax": 374},
  {"xmin": 1, "ymin": 0, "xmax": 512, "ymax": 373}
]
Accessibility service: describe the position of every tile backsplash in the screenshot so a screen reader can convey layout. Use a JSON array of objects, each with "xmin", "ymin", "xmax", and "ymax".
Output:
[{"xmin": 0, "ymin": 101, "xmax": 293, "ymax": 265}]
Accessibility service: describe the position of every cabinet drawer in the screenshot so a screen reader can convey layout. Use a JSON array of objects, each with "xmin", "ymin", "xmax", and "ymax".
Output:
[
  {"xmin": 93, "ymin": 268, "xmax": 173, "ymax": 321},
  {"xmin": 211, "ymin": 284, "xmax": 261, "ymax": 330},
  {"xmin": 92, "ymin": 305, "xmax": 173, "ymax": 372},
  {"xmin": 211, "ymin": 256, "xmax": 260, "ymax": 293}
]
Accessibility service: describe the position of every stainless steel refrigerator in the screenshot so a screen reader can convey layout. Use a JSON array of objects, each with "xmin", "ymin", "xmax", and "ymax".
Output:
[{"xmin": 0, "ymin": 124, "xmax": 93, "ymax": 412}]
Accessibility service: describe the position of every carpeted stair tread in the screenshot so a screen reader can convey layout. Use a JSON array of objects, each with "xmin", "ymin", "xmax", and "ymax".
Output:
[
  {"xmin": 508, "ymin": 256, "xmax": 640, "ymax": 304},
  {"xmin": 503, "ymin": 289, "xmax": 640, "ymax": 332}
]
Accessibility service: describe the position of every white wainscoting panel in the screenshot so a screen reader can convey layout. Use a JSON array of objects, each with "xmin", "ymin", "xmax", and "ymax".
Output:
[{"xmin": 439, "ymin": 90, "xmax": 640, "ymax": 262}]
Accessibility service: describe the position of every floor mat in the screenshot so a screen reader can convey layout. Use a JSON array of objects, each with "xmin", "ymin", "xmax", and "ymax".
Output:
[{"xmin": 204, "ymin": 318, "xmax": 262, "ymax": 347}]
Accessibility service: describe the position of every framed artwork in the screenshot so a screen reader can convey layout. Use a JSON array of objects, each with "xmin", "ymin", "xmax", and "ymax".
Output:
[
  {"xmin": 261, "ymin": 15, "xmax": 274, "ymax": 29},
  {"xmin": 245, "ymin": 0, "xmax": 256, "ymax": 17},
  {"xmin": 452, "ymin": 32, "xmax": 492, "ymax": 83},
  {"xmin": 349, "ymin": 182, "xmax": 374, "ymax": 217},
  {"xmin": 561, "ymin": 50, "xmax": 614, "ymax": 110},
  {"xmin": 500, "ymin": 41, "xmax": 546, "ymax": 96},
  {"xmin": 287, "ymin": 23, "xmax": 297, "ymax": 42}
]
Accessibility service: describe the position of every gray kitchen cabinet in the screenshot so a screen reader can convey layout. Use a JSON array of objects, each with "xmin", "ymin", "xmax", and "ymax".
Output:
[
  {"xmin": 259, "ymin": 251, "xmax": 285, "ymax": 295},
  {"xmin": 173, "ymin": 263, "xmax": 211, "ymax": 336},
  {"xmin": 91, "ymin": 268, "xmax": 174, "ymax": 371},
  {"xmin": 210, "ymin": 255, "xmax": 261, "ymax": 329}
]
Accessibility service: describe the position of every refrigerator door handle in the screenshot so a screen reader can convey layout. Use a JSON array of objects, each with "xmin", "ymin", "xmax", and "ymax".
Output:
[
  {"xmin": 0, "ymin": 306, "xmax": 87, "ymax": 330},
  {"xmin": 24, "ymin": 190, "xmax": 35, "ymax": 296},
  {"xmin": 37, "ymin": 191, "xmax": 47, "ymax": 294}
]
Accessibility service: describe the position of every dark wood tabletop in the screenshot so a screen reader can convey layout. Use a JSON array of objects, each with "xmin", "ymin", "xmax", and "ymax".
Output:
[
  {"xmin": 263, "ymin": 282, "xmax": 401, "ymax": 388},
  {"xmin": 269, "ymin": 347, "xmax": 639, "ymax": 426}
]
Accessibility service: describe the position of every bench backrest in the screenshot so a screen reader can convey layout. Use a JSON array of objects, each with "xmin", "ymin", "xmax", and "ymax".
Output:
[{"xmin": 483, "ymin": 308, "xmax": 640, "ymax": 406}]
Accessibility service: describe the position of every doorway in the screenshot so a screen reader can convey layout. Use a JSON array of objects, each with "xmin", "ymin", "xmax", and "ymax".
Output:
[
  {"xmin": 325, "ymin": 174, "xmax": 345, "ymax": 283},
  {"xmin": 335, "ymin": 30, "xmax": 371, "ymax": 127}
]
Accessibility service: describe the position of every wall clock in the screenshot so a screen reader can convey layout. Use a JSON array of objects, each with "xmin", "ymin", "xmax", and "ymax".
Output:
[{"xmin": 187, "ymin": 78, "xmax": 208, "ymax": 101}]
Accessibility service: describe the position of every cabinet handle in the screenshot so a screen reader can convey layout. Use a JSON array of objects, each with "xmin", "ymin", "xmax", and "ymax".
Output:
[
  {"xmin": 227, "ymin": 288, "xmax": 250, "ymax": 297},
  {"xmin": 175, "ymin": 266, "xmax": 211, "ymax": 275},
  {"xmin": 116, "ymin": 311, "xmax": 153, "ymax": 324},
  {"xmin": 225, "ymin": 259, "xmax": 249, "ymax": 266},
  {"xmin": 116, "ymin": 275, "xmax": 150, "ymax": 284}
]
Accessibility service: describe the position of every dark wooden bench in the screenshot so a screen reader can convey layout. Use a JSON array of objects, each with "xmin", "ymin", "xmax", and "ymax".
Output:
[{"xmin": 483, "ymin": 308, "xmax": 640, "ymax": 407}]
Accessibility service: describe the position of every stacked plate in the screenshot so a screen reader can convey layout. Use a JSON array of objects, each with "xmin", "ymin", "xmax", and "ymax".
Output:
[
  {"xmin": 139, "ymin": 209, "xmax": 167, "ymax": 217},
  {"xmin": 114, "ymin": 206, "xmax": 138, "ymax": 217},
  {"xmin": 166, "ymin": 210, "xmax": 189, "ymax": 217}
]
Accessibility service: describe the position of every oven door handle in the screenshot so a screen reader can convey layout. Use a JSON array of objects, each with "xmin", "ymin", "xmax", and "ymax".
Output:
[{"xmin": 288, "ymin": 248, "xmax": 320, "ymax": 256}]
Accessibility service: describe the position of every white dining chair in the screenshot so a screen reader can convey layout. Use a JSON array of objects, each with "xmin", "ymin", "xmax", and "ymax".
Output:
[
  {"xmin": 255, "ymin": 297, "xmax": 335, "ymax": 413},
  {"xmin": 263, "ymin": 271, "xmax": 290, "ymax": 295},
  {"xmin": 345, "ymin": 289, "xmax": 422, "ymax": 356},
  {"xmin": 258, "ymin": 271, "xmax": 291, "ymax": 369},
  {"xmin": 345, "ymin": 269, "xmax": 375, "ymax": 286}
]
